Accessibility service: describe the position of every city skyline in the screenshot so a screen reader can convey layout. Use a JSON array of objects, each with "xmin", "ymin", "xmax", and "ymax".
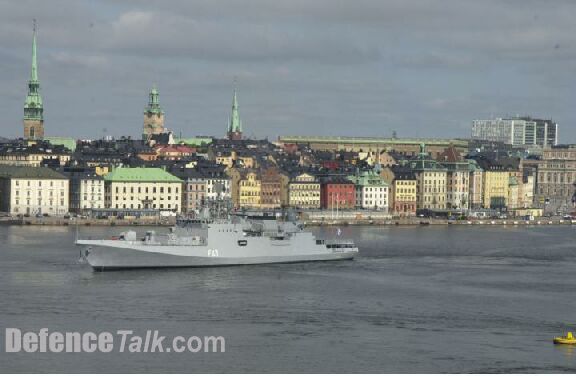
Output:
[{"xmin": 1, "ymin": 1, "xmax": 575, "ymax": 142}]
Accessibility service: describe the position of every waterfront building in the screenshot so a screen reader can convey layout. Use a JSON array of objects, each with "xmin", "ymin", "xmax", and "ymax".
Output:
[
  {"xmin": 474, "ymin": 157, "xmax": 520, "ymax": 210},
  {"xmin": 409, "ymin": 144, "xmax": 448, "ymax": 210},
  {"xmin": 172, "ymin": 169, "xmax": 206, "ymax": 213},
  {"xmin": 227, "ymin": 88, "xmax": 243, "ymax": 141},
  {"xmin": 387, "ymin": 166, "xmax": 417, "ymax": 217},
  {"xmin": 288, "ymin": 173, "xmax": 321, "ymax": 209},
  {"xmin": 238, "ymin": 170, "xmax": 261, "ymax": 208},
  {"xmin": 202, "ymin": 166, "xmax": 231, "ymax": 203},
  {"xmin": 104, "ymin": 167, "xmax": 182, "ymax": 213},
  {"xmin": 508, "ymin": 176, "xmax": 519, "ymax": 209},
  {"xmin": 320, "ymin": 177, "xmax": 355, "ymax": 210},
  {"xmin": 260, "ymin": 167, "xmax": 289, "ymax": 209},
  {"xmin": 438, "ymin": 147, "xmax": 470, "ymax": 210},
  {"xmin": 278, "ymin": 136, "xmax": 468, "ymax": 160},
  {"xmin": 468, "ymin": 159, "xmax": 484, "ymax": 209},
  {"xmin": 172, "ymin": 163, "xmax": 231, "ymax": 213},
  {"xmin": 64, "ymin": 168, "xmax": 105, "ymax": 214},
  {"xmin": 347, "ymin": 170, "xmax": 389, "ymax": 211},
  {"xmin": 23, "ymin": 23, "xmax": 44, "ymax": 140},
  {"xmin": 0, "ymin": 166, "xmax": 69, "ymax": 216},
  {"xmin": 520, "ymin": 172, "xmax": 535, "ymax": 209},
  {"xmin": 142, "ymin": 86, "xmax": 165, "ymax": 140},
  {"xmin": 534, "ymin": 145, "xmax": 576, "ymax": 213},
  {"xmin": 471, "ymin": 117, "xmax": 558, "ymax": 147}
]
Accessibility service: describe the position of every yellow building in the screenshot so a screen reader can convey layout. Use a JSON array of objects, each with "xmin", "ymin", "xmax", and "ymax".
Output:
[
  {"xmin": 104, "ymin": 167, "xmax": 182, "ymax": 212},
  {"xmin": 288, "ymin": 173, "xmax": 320, "ymax": 209},
  {"xmin": 482, "ymin": 170, "xmax": 509, "ymax": 209},
  {"xmin": 238, "ymin": 171, "xmax": 261, "ymax": 208},
  {"xmin": 409, "ymin": 145, "xmax": 448, "ymax": 210},
  {"xmin": 391, "ymin": 176, "xmax": 417, "ymax": 216},
  {"xmin": 0, "ymin": 166, "xmax": 69, "ymax": 216}
]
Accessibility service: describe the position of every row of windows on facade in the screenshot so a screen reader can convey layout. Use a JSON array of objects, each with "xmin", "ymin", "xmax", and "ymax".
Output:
[
  {"xmin": 15, "ymin": 190, "xmax": 65, "ymax": 197},
  {"xmin": 395, "ymin": 203, "xmax": 416, "ymax": 211},
  {"xmin": 423, "ymin": 196, "xmax": 445, "ymax": 202},
  {"xmin": 83, "ymin": 187, "xmax": 102, "ymax": 193},
  {"xmin": 420, "ymin": 187, "xmax": 446, "ymax": 193},
  {"xmin": 546, "ymin": 152, "xmax": 576, "ymax": 159},
  {"xmin": 114, "ymin": 186, "xmax": 179, "ymax": 194},
  {"xmin": 15, "ymin": 180, "xmax": 65, "ymax": 187},
  {"xmin": 360, "ymin": 193, "xmax": 388, "ymax": 199},
  {"xmin": 423, "ymin": 179, "xmax": 448, "ymax": 185},
  {"xmin": 14, "ymin": 199, "xmax": 65, "ymax": 206},
  {"xmin": 538, "ymin": 187, "xmax": 573, "ymax": 196},
  {"xmin": 112, "ymin": 203, "xmax": 179, "ymax": 210},
  {"xmin": 114, "ymin": 196, "xmax": 179, "ymax": 201},
  {"xmin": 186, "ymin": 184, "xmax": 230, "ymax": 194},
  {"xmin": 362, "ymin": 187, "xmax": 387, "ymax": 192},
  {"xmin": 290, "ymin": 184, "xmax": 320, "ymax": 190},
  {"xmin": 538, "ymin": 172, "xmax": 574, "ymax": 183},
  {"xmin": 362, "ymin": 201, "xmax": 388, "ymax": 206},
  {"xmin": 82, "ymin": 195, "xmax": 102, "ymax": 201},
  {"xmin": 1, "ymin": 155, "xmax": 63, "ymax": 161},
  {"xmin": 396, "ymin": 194, "xmax": 416, "ymax": 200}
]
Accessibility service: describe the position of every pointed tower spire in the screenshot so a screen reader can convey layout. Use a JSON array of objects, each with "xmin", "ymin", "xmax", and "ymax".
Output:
[
  {"xmin": 227, "ymin": 80, "xmax": 243, "ymax": 140},
  {"xmin": 31, "ymin": 19, "xmax": 38, "ymax": 82},
  {"xmin": 23, "ymin": 19, "xmax": 44, "ymax": 140}
]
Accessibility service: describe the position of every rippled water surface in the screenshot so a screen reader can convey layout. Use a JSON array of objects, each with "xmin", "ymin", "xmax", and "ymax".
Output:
[{"xmin": 1, "ymin": 224, "xmax": 575, "ymax": 373}]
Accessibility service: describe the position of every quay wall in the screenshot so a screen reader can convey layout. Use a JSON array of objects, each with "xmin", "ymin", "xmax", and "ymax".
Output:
[{"xmin": 1, "ymin": 216, "xmax": 574, "ymax": 227}]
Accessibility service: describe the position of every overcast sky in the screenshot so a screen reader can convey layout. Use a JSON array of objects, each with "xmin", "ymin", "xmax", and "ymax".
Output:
[{"xmin": 1, "ymin": 0, "xmax": 575, "ymax": 142}]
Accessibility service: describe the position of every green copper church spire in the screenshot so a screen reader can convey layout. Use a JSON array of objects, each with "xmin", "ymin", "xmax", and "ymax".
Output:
[
  {"xmin": 24, "ymin": 19, "xmax": 43, "ymax": 121},
  {"xmin": 30, "ymin": 21, "xmax": 38, "ymax": 82},
  {"xmin": 23, "ymin": 20, "xmax": 44, "ymax": 140},
  {"xmin": 227, "ymin": 84, "xmax": 243, "ymax": 140},
  {"xmin": 229, "ymin": 88, "xmax": 242, "ymax": 132}
]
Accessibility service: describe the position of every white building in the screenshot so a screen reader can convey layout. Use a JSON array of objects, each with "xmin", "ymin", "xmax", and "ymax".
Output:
[
  {"xmin": 0, "ymin": 166, "xmax": 69, "ymax": 216},
  {"xmin": 348, "ymin": 171, "xmax": 389, "ymax": 211},
  {"xmin": 472, "ymin": 117, "xmax": 558, "ymax": 147}
]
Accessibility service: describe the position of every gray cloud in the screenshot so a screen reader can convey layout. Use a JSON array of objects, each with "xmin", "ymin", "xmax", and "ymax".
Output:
[{"xmin": 0, "ymin": 0, "xmax": 574, "ymax": 142}]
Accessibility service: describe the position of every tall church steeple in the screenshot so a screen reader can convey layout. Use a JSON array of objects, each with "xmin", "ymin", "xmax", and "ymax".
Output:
[
  {"xmin": 227, "ymin": 84, "xmax": 243, "ymax": 140},
  {"xmin": 23, "ymin": 20, "xmax": 44, "ymax": 140},
  {"xmin": 142, "ymin": 85, "xmax": 165, "ymax": 140}
]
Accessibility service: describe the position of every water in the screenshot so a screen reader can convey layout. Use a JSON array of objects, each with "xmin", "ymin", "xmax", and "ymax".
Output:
[{"xmin": 1, "ymin": 224, "xmax": 575, "ymax": 373}]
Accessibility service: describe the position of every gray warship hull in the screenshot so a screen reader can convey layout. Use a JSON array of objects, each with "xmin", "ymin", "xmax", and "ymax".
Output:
[{"xmin": 77, "ymin": 221, "xmax": 358, "ymax": 270}]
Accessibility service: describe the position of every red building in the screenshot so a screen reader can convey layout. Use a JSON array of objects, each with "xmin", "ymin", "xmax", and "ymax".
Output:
[{"xmin": 320, "ymin": 178, "xmax": 355, "ymax": 209}]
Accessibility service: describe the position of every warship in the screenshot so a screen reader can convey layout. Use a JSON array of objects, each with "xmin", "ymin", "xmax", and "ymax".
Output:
[{"xmin": 76, "ymin": 211, "xmax": 358, "ymax": 271}]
